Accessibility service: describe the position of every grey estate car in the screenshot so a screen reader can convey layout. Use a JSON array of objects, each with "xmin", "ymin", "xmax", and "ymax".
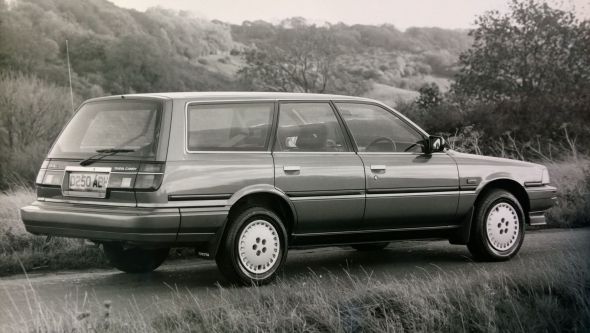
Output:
[{"xmin": 21, "ymin": 92, "xmax": 557, "ymax": 285}]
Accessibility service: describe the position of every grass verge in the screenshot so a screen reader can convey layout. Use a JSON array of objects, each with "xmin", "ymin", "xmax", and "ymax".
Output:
[
  {"xmin": 4, "ymin": 252, "xmax": 589, "ymax": 332},
  {"xmin": 0, "ymin": 188, "xmax": 109, "ymax": 275}
]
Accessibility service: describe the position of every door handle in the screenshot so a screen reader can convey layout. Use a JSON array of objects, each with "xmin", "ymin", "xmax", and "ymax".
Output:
[
  {"xmin": 283, "ymin": 166, "xmax": 301, "ymax": 172},
  {"xmin": 370, "ymin": 165, "xmax": 386, "ymax": 172}
]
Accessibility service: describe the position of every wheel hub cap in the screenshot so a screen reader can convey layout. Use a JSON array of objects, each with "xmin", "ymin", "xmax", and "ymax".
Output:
[
  {"xmin": 238, "ymin": 220, "xmax": 280, "ymax": 274},
  {"xmin": 486, "ymin": 202, "xmax": 519, "ymax": 251}
]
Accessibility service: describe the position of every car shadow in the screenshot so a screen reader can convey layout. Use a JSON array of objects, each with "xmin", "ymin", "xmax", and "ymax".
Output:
[{"xmin": 100, "ymin": 242, "xmax": 474, "ymax": 289}]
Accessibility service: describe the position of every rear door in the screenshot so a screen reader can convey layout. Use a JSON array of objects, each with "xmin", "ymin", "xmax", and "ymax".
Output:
[
  {"xmin": 273, "ymin": 102, "xmax": 365, "ymax": 234},
  {"xmin": 335, "ymin": 102, "xmax": 459, "ymax": 230},
  {"xmin": 166, "ymin": 101, "xmax": 276, "ymax": 242}
]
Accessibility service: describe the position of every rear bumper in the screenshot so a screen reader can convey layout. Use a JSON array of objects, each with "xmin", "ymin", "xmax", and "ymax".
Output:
[
  {"xmin": 20, "ymin": 201, "xmax": 222, "ymax": 244},
  {"xmin": 526, "ymin": 185, "xmax": 558, "ymax": 226}
]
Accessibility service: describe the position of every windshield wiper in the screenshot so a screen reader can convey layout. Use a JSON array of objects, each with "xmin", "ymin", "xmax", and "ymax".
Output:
[{"xmin": 79, "ymin": 149, "xmax": 135, "ymax": 166}]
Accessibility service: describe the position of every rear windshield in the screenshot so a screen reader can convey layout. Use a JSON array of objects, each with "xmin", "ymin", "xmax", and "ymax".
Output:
[{"xmin": 49, "ymin": 100, "xmax": 162, "ymax": 159}]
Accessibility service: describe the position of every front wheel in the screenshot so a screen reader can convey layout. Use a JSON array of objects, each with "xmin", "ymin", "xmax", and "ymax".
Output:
[
  {"xmin": 216, "ymin": 207, "xmax": 288, "ymax": 285},
  {"xmin": 102, "ymin": 243, "xmax": 169, "ymax": 273},
  {"xmin": 467, "ymin": 189, "xmax": 525, "ymax": 261}
]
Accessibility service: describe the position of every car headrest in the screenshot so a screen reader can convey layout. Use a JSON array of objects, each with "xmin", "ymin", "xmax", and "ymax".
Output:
[{"xmin": 296, "ymin": 123, "xmax": 328, "ymax": 150}]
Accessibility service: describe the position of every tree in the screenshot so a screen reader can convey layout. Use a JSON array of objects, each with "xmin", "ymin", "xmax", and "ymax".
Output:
[
  {"xmin": 238, "ymin": 23, "xmax": 369, "ymax": 95},
  {"xmin": 416, "ymin": 83, "xmax": 442, "ymax": 110},
  {"xmin": 453, "ymin": 0, "xmax": 590, "ymax": 135}
]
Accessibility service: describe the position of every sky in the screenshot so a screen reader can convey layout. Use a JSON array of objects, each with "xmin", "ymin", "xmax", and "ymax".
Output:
[{"xmin": 109, "ymin": 0, "xmax": 590, "ymax": 30}]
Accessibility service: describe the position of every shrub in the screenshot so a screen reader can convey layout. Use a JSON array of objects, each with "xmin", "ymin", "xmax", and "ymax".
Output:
[
  {"xmin": 0, "ymin": 72, "xmax": 74, "ymax": 189},
  {"xmin": 546, "ymin": 159, "xmax": 590, "ymax": 227}
]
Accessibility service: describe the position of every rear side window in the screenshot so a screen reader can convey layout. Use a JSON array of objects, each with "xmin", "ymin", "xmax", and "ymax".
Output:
[
  {"xmin": 187, "ymin": 103, "xmax": 273, "ymax": 151},
  {"xmin": 50, "ymin": 100, "xmax": 162, "ymax": 158},
  {"xmin": 275, "ymin": 103, "xmax": 349, "ymax": 152}
]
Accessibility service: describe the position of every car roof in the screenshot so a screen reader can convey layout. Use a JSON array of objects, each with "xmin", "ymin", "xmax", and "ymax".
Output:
[{"xmin": 87, "ymin": 91, "xmax": 376, "ymax": 103}]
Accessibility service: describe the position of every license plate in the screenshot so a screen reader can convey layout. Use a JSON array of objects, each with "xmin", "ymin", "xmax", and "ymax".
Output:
[{"xmin": 67, "ymin": 172, "xmax": 110, "ymax": 196}]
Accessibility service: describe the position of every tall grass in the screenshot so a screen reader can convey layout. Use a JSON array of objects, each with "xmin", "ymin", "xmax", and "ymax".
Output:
[
  {"xmin": 4, "ymin": 253, "xmax": 588, "ymax": 332},
  {"xmin": 546, "ymin": 158, "xmax": 590, "ymax": 227}
]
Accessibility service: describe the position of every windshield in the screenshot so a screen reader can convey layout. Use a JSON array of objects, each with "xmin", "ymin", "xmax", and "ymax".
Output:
[{"xmin": 49, "ymin": 100, "xmax": 162, "ymax": 159}]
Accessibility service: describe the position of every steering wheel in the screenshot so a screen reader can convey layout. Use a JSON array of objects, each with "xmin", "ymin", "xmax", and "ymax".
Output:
[
  {"xmin": 403, "ymin": 141, "xmax": 423, "ymax": 152},
  {"xmin": 366, "ymin": 137, "xmax": 396, "ymax": 152}
]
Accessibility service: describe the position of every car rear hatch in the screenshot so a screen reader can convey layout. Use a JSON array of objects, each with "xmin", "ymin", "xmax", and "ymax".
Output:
[{"xmin": 36, "ymin": 98, "xmax": 169, "ymax": 206}]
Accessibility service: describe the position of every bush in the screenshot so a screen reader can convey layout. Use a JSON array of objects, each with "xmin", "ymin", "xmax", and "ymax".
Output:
[
  {"xmin": 546, "ymin": 159, "xmax": 590, "ymax": 227},
  {"xmin": 0, "ymin": 72, "xmax": 74, "ymax": 188}
]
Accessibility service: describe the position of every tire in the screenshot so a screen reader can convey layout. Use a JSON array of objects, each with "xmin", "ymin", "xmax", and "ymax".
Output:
[
  {"xmin": 467, "ymin": 189, "xmax": 525, "ymax": 261},
  {"xmin": 351, "ymin": 242, "xmax": 389, "ymax": 251},
  {"xmin": 102, "ymin": 243, "xmax": 169, "ymax": 273},
  {"xmin": 216, "ymin": 206, "xmax": 288, "ymax": 285}
]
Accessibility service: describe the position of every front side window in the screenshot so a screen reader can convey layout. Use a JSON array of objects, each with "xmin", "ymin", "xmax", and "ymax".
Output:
[
  {"xmin": 336, "ymin": 103, "xmax": 424, "ymax": 153},
  {"xmin": 50, "ymin": 100, "xmax": 162, "ymax": 158},
  {"xmin": 187, "ymin": 103, "xmax": 273, "ymax": 151},
  {"xmin": 275, "ymin": 103, "xmax": 348, "ymax": 152}
]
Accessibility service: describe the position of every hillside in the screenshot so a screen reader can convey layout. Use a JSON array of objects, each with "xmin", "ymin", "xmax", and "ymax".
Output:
[{"xmin": 0, "ymin": 0, "xmax": 470, "ymax": 103}]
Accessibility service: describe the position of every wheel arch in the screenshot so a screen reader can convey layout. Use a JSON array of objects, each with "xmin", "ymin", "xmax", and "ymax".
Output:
[
  {"xmin": 475, "ymin": 178, "xmax": 530, "ymax": 219},
  {"xmin": 450, "ymin": 177, "xmax": 530, "ymax": 245},
  {"xmin": 208, "ymin": 186, "xmax": 297, "ymax": 259}
]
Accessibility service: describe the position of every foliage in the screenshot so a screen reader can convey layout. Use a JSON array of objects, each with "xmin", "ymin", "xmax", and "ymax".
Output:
[
  {"xmin": 0, "ymin": 72, "xmax": 74, "ymax": 186},
  {"xmin": 238, "ymin": 23, "xmax": 370, "ymax": 95},
  {"xmin": 451, "ymin": 0, "xmax": 590, "ymax": 156},
  {"xmin": 416, "ymin": 83, "xmax": 443, "ymax": 109},
  {"xmin": 546, "ymin": 160, "xmax": 590, "ymax": 227}
]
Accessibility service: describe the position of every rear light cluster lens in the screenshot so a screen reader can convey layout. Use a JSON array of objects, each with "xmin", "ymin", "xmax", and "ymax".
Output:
[
  {"xmin": 36, "ymin": 160, "xmax": 164, "ymax": 192},
  {"xmin": 36, "ymin": 160, "xmax": 64, "ymax": 186},
  {"xmin": 108, "ymin": 173, "xmax": 136, "ymax": 189},
  {"xmin": 135, "ymin": 163, "xmax": 165, "ymax": 191},
  {"xmin": 107, "ymin": 162, "xmax": 165, "ymax": 191},
  {"xmin": 541, "ymin": 168, "xmax": 550, "ymax": 185}
]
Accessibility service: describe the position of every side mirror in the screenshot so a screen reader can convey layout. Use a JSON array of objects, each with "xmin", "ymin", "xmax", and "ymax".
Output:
[{"xmin": 425, "ymin": 135, "xmax": 447, "ymax": 154}]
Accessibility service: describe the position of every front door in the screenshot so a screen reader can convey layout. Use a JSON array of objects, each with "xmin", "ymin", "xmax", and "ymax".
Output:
[
  {"xmin": 335, "ymin": 102, "xmax": 459, "ymax": 230},
  {"xmin": 273, "ymin": 102, "xmax": 366, "ymax": 234}
]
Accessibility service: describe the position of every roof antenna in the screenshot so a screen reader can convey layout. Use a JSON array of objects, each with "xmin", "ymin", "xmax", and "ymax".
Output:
[{"xmin": 66, "ymin": 39, "xmax": 75, "ymax": 113}]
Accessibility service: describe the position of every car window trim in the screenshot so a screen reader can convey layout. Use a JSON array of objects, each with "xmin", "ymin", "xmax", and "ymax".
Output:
[
  {"xmin": 272, "ymin": 100, "xmax": 353, "ymax": 153},
  {"xmin": 184, "ymin": 99, "xmax": 277, "ymax": 154},
  {"xmin": 49, "ymin": 98, "xmax": 165, "ymax": 160},
  {"xmin": 331, "ymin": 100, "xmax": 429, "ymax": 153}
]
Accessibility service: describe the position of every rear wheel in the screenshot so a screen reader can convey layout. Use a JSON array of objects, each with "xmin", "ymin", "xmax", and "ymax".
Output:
[
  {"xmin": 216, "ymin": 206, "xmax": 288, "ymax": 285},
  {"xmin": 102, "ymin": 243, "xmax": 169, "ymax": 273},
  {"xmin": 467, "ymin": 189, "xmax": 525, "ymax": 261},
  {"xmin": 351, "ymin": 242, "xmax": 389, "ymax": 251}
]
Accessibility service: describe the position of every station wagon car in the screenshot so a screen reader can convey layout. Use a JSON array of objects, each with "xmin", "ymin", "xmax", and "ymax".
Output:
[{"xmin": 21, "ymin": 92, "xmax": 557, "ymax": 285}]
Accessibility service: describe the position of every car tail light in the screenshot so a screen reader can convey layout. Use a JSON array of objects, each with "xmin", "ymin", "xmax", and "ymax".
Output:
[
  {"xmin": 541, "ymin": 168, "xmax": 550, "ymax": 185},
  {"xmin": 42, "ymin": 170, "xmax": 65, "ymax": 186},
  {"xmin": 107, "ymin": 173, "xmax": 136, "ymax": 190},
  {"xmin": 36, "ymin": 160, "xmax": 64, "ymax": 186},
  {"xmin": 134, "ymin": 162, "xmax": 165, "ymax": 191},
  {"xmin": 35, "ymin": 169, "xmax": 46, "ymax": 184}
]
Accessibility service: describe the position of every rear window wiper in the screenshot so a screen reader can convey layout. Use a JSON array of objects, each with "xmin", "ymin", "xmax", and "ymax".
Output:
[{"xmin": 79, "ymin": 149, "xmax": 135, "ymax": 166}]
